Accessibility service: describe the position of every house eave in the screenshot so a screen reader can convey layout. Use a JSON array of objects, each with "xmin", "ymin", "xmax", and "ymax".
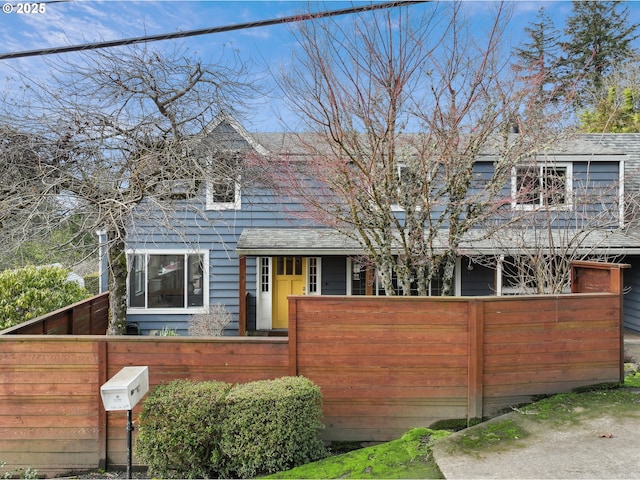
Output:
[{"xmin": 237, "ymin": 227, "xmax": 640, "ymax": 258}]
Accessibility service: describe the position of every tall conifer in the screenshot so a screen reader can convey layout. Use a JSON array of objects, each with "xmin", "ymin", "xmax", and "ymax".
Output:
[
  {"xmin": 512, "ymin": 6, "xmax": 562, "ymax": 104},
  {"xmin": 560, "ymin": 1, "xmax": 639, "ymax": 108}
]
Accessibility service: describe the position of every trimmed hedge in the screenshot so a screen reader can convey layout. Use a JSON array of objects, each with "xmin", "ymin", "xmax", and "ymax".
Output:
[
  {"xmin": 135, "ymin": 380, "xmax": 231, "ymax": 478},
  {"xmin": 219, "ymin": 376, "xmax": 328, "ymax": 478},
  {"xmin": 135, "ymin": 376, "xmax": 328, "ymax": 478}
]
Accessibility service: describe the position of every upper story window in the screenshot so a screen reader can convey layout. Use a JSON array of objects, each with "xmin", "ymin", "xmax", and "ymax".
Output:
[
  {"xmin": 128, "ymin": 251, "xmax": 208, "ymax": 313},
  {"xmin": 512, "ymin": 163, "xmax": 572, "ymax": 210},
  {"xmin": 205, "ymin": 152, "xmax": 242, "ymax": 210},
  {"xmin": 206, "ymin": 174, "xmax": 241, "ymax": 210}
]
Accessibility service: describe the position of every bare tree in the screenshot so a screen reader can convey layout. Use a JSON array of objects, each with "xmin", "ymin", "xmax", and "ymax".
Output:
[
  {"xmin": 477, "ymin": 147, "xmax": 639, "ymax": 294},
  {"xmin": 0, "ymin": 44, "xmax": 258, "ymax": 333},
  {"xmin": 261, "ymin": 2, "xmax": 569, "ymax": 296}
]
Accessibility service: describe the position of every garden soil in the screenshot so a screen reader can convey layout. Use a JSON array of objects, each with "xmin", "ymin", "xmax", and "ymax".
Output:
[{"xmin": 432, "ymin": 330, "xmax": 640, "ymax": 479}]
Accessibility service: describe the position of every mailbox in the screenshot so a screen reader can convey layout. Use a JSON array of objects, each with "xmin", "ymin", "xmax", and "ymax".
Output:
[{"xmin": 100, "ymin": 366, "xmax": 149, "ymax": 411}]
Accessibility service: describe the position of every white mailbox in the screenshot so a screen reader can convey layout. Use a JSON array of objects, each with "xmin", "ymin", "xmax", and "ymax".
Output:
[{"xmin": 100, "ymin": 366, "xmax": 149, "ymax": 411}]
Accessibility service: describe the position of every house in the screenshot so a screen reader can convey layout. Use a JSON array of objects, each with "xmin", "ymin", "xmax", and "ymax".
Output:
[{"xmin": 101, "ymin": 114, "xmax": 640, "ymax": 335}]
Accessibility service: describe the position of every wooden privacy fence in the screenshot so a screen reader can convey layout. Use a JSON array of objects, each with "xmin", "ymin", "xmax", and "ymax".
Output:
[
  {"xmin": 0, "ymin": 336, "xmax": 289, "ymax": 477},
  {"xmin": 1, "ymin": 292, "xmax": 109, "ymax": 335},
  {"xmin": 289, "ymin": 292, "xmax": 623, "ymax": 440},
  {"xmin": 0, "ymin": 261, "xmax": 627, "ymax": 477}
]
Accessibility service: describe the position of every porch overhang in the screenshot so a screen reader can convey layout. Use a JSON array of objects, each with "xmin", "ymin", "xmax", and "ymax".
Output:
[
  {"xmin": 236, "ymin": 228, "xmax": 364, "ymax": 256},
  {"xmin": 236, "ymin": 227, "xmax": 640, "ymax": 257}
]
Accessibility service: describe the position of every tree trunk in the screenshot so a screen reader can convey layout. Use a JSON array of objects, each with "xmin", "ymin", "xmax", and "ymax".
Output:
[
  {"xmin": 441, "ymin": 251, "xmax": 456, "ymax": 296},
  {"xmin": 106, "ymin": 229, "xmax": 128, "ymax": 335}
]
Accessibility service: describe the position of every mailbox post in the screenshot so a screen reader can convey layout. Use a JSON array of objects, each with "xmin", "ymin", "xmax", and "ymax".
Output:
[{"xmin": 100, "ymin": 366, "xmax": 149, "ymax": 479}]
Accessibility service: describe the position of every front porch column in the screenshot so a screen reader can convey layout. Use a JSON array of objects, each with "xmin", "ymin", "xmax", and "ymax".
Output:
[{"xmin": 239, "ymin": 255, "xmax": 247, "ymax": 336}]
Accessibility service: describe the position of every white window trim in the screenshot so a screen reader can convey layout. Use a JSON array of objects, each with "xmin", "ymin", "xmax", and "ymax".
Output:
[
  {"xmin": 206, "ymin": 175, "xmax": 241, "ymax": 210},
  {"xmin": 307, "ymin": 257, "xmax": 321, "ymax": 295},
  {"xmin": 346, "ymin": 258, "xmax": 354, "ymax": 295},
  {"xmin": 126, "ymin": 249, "xmax": 209, "ymax": 315},
  {"xmin": 256, "ymin": 257, "xmax": 273, "ymax": 330},
  {"xmin": 392, "ymin": 163, "xmax": 408, "ymax": 212},
  {"xmin": 511, "ymin": 162, "xmax": 573, "ymax": 211}
]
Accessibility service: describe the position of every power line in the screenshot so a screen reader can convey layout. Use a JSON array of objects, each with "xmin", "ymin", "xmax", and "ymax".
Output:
[{"xmin": 0, "ymin": 1, "xmax": 426, "ymax": 60}]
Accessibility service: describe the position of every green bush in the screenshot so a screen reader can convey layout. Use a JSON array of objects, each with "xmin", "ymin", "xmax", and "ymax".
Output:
[
  {"xmin": 219, "ymin": 376, "xmax": 328, "ymax": 478},
  {"xmin": 135, "ymin": 377, "xmax": 328, "ymax": 478},
  {"xmin": 83, "ymin": 272, "xmax": 100, "ymax": 296},
  {"xmin": 0, "ymin": 265, "xmax": 89, "ymax": 330},
  {"xmin": 135, "ymin": 380, "xmax": 231, "ymax": 478}
]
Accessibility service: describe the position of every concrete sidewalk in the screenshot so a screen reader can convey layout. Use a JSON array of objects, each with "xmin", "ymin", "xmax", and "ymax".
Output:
[{"xmin": 432, "ymin": 331, "xmax": 640, "ymax": 479}]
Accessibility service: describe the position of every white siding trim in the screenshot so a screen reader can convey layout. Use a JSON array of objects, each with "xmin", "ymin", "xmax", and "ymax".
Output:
[{"xmin": 256, "ymin": 257, "xmax": 273, "ymax": 330}]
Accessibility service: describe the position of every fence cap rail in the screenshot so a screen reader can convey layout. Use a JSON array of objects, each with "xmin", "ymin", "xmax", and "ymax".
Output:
[{"xmin": 0, "ymin": 334, "xmax": 289, "ymax": 343}]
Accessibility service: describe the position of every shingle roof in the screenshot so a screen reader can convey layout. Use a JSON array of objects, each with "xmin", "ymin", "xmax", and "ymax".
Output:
[{"xmin": 236, "ymin": 227, "xmax": 640, "ymax": 256}]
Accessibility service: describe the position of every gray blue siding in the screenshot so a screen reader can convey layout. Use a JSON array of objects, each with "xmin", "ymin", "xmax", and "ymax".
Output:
[{"xmin": 121, "ymin": 126, "xmax": 635, "ymax": 335}]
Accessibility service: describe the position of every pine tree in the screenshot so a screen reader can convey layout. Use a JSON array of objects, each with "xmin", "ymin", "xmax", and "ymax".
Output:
[
  {"xmin": 512, "ymin": 6, "xmax": 562, "ymax": 104},
  {"xmin": 560, "ymin": 0, "xmax": 639, "ymax": 108}
]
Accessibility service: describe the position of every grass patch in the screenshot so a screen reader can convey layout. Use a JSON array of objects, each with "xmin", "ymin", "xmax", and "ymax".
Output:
[
  {"xmin": 265, "ymin": 428, "xmax": 450, "ymax": 479},
  {"xmin": 624, "ymin": 371, "xmax": 640, "ymax": 388}
]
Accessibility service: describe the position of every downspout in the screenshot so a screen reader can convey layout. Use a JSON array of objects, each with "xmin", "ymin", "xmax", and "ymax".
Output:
[{"xmin": 96, "ymin": 230, "xmax": 108, "ymax": 294}]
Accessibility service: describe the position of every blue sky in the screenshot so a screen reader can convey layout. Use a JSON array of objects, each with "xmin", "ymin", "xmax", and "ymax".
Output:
[{"xmin": 1, "ymin": 1, "xmax": 639, "ymax": 131}]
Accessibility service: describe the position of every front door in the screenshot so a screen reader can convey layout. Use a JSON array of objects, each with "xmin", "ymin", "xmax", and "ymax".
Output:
[{"xmin": 272, "ymin": 257, "xmax": 306, "ymax": 329}]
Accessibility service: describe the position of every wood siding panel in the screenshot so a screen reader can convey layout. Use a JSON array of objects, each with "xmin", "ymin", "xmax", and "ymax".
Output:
[
  {"xmin": 0, "ymin": 336, "xmax": 288, "ymax": 477},
  {"xmin": 1, "ymin": 293, "xmax": 109, "ymax": 335}
]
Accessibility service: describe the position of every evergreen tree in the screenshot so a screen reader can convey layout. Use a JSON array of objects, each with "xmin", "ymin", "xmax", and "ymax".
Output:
[
  {"xmin": 512, "ymin": 6, "xmax": 562, "ymax": 105},
  {"xmin": 560, "ymin": 1, "xmax": 639, "ymax": 108}
]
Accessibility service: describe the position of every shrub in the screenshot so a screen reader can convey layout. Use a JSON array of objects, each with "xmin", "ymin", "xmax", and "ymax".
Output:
[
  {"xmin": 219, "ymin": 376, "xmax": 328, "ymax": 478},
  {"xmin": 135, "ymin": 380, "xmax": 231, "ymax": 478},
  {"xmin": 83, "ymin": 272, "xmax": 100, "ymax": 296},
  {"xmin": 189, "ymin": 303, "xmax": 232, "ymax": 336},
  {"xmin": 0, "ymin": 265, "xmax": 89, "ymax": 330},
  {"xmin": 135, "ymin": 377, "xmax": 328, "ymax": 478}
]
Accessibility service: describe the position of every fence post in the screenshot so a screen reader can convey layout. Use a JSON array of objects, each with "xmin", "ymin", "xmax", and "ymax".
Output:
[
  {"xmin": 288, "ymin": 297, "xmax": 298, "ymax": 377},
  {"xmin": 97, "ymin": 340, "xmax": 108, "ymax": 470},
  {"xmin": 571, "ymin": 261, "xmax": 630, "ymax": 382},
  {"xmin": 467, "ymin": 299, "xmax": 484, "ymax": 424}
]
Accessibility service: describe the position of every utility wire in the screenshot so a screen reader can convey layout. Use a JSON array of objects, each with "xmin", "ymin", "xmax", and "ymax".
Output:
[{"xmin": 0, "ymin": 0, "xmax": 426, "ymax": 60}]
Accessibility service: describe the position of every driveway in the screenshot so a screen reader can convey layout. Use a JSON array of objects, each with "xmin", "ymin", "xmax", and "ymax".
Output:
[{"xmin": 432, "ymin": 331, "xmax": 640, "ymax": 479}]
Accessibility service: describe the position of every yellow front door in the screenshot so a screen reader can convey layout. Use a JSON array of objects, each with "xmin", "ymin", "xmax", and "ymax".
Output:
[{"xmin": 272, "ymin": 257, "xmax": 306, "ymax": 329}]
